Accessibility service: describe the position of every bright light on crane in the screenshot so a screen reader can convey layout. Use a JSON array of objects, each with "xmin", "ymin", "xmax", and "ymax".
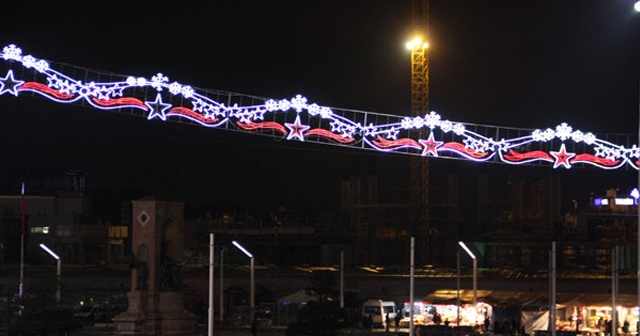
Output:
[{"xmin": 406, "ymin": 37, "xmax": 429, "ymax": 50}]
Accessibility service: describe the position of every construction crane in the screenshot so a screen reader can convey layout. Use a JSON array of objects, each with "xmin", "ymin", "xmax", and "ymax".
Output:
[{"xmin": 408, "ymin": 0, "xmax": 431, "ymax": 266}]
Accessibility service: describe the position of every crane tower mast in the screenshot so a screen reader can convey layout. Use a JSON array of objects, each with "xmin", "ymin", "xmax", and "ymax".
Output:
[{"xmin": 409, "ymin": 0, "xmax": 431, "ymax": 265}]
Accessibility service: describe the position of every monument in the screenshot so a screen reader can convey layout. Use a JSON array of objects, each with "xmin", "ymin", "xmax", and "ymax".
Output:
[{"xmin": 113, "ymin": 197, "xmax": 198, "ymax": 336}]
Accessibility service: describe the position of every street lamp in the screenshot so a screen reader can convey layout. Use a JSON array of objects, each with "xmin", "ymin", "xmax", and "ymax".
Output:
[
  {"xmin": 635, "ymin": 2, "xmax": 640, "ymax": 331},
  {"xmin": 458, "ymin": 241, "xmax": 477, "ymax": 326},
  {"xmin": 39, "ymin": 243, "xmax": 61, "ymax": 306},
  {"xmin": 220, "ymin": 246, "xmax": 226, "ymax": 323},
  {"xmin": 232, "ymin": 241, "xmax": 254, "ymax": 323}
]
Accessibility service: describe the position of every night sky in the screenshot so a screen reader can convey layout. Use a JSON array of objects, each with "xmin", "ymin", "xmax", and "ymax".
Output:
[{"xmin": 0, "ymin": 1, "xmax": 639, "ymax": 212}]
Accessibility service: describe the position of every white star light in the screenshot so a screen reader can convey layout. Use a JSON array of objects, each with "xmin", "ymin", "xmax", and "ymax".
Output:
[
  {"xmin": 145, "ymin": 93, "xmax": 172, "ymax": 121},
  {"xmin": 285, "ymin": 115, "xmax": 311, "ymax": 141},
  {"xmin": 386, "ymin": 129, "xmax": 399, "ymax": 140},
  {"xmin": 0, "ymin": 70, "xmax": 25, "ymax": 96}
]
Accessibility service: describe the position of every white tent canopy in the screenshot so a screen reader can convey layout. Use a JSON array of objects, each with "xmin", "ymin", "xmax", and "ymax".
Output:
[{"xmin": 278, "ymin": 290, "xmax": 319, "ymax": 305}]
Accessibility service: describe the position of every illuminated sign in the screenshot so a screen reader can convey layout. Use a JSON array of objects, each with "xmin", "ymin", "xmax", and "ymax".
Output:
[{"xmin": 593, "ymin": 198, "xmax": 636, "ymax": 206}]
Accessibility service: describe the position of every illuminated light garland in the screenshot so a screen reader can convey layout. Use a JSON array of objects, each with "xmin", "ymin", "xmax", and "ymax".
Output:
[
  {"xmin": 571, "ymin": 154, "xmax": 620, "ymax": 168},
  {"xmin": 305, "ymin": 129, "xmax": 356, "ymax": 144},
  {"xmin": 0, "ymin": 70, "xmax": 24, "ymax": 96},
  {"xmin": 0, "ymin": 43, "xmax": 638, "ymax": 171},
  {"xmin": 439, "ymin": 143, "xmax": 493, "ymax": 161},
  {"xmin": 284, "ymin": 115, "xmax": 311, "ymax": 141},
  {"xmin": 167, "ymin": 107, "xmax": 221, "ymax": 125},
  {"xmin": 549, "ymin": 144, "xmax": 576, "ymax": 169},
  {"xmin": 502, "ymin": 150, "xmax": 553, "ymax": 164},
  {"xmin": 236, "ymin": 121, "xmax": 287, "ymax": 134},
  {"xmin": 19, "ymin": 82, "xmax": 75, "ymax": 100},
  {"xmin": 370, "ymin": 136, "xmax": 421, "ymax": 151},
  {"xmin": 91, "ymin": 97, "xmax": 146, "ymax": 109},
  {"xmin": 419, "ymin": 133, "xmax": 443, "ymax": 157}
]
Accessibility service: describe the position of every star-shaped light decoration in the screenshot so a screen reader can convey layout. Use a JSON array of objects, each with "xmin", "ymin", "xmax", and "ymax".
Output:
[
  {"xmin": 145, "ymin": 93, "xmax": 172, "ymax": 121},
  {"xmin": 550, "ymin": 143, "xmax": 575, "ymax": 169},
  {"xmin": 0, "ymin": 70, "xmax": 24, "ymax": 96},
  {"xmin": 285, "ymin": 115, "xmax": 310, "ymax": 141},
  {"xmin": 419, "ymin": 132, "xmax": 443, "ymax": 156}
]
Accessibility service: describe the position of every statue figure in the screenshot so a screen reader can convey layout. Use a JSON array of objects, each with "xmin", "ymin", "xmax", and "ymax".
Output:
[
  {"xmin": 160, "ymin": 227, "xmax": 182, "ymax": 292},
  {"xmin": 131, "ymin": 244, "xmax": 149, "ymax": 290}
]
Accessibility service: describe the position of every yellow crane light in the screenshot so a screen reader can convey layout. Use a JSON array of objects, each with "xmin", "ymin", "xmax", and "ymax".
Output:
[{"xmin": 406, "ymin": 37, "xmax": 429, "ymax": 50}]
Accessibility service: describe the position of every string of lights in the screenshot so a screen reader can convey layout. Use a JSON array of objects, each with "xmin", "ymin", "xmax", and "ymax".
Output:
[{"xmin": 0, "ymin": 43, "xmax": 637, "ymax": 171}]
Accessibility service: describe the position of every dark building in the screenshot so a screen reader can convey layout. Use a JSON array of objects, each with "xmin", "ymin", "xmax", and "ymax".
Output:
[{"xmin": 0, "ymin": 165, "xmax": 128, "ymax": 265}]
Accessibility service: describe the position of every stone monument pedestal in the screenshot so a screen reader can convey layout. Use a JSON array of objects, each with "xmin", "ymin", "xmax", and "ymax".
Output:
[
  {"xmin": 112, "ymin": 198, "xmax": 198, "ymax": 336},
  {"xmin": 114, "ymin": 291, "xmax": 198, "ymax": 336},
  {"xmin": 144, "ymin": 292, "xmax": 198, "ymax": 335},
  {"xmin": 112, "ymin": 291, "xmax": 147, "ymax": 335}
]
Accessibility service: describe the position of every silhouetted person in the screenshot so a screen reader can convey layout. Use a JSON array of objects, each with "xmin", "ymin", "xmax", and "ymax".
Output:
[
  {"xmin": 623, "ymin": 320, "xmax": 630, "ymax": 334},
  {"xmin": 385, "ymin": 313, "xmax": 390, "ymax": 332},
  {"xmin": 434, "ymin": 312, "xmax": 442, "ymax": 325},
  {"xmin": 362, "ymin": 314, "xmax": 372, "ymax": 329},
  {"xmin": 251, "ymin": 320, "xmax": 257, "ymax": 336}
]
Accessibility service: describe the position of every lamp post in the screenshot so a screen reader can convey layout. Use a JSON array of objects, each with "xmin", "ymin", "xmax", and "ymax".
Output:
[
  {"xmin": 208, "ymin": 234, "xmax": 214, "ymax": 336},
  {"xmin": 39, "ymin": 243, "xmax": 61, "ymax": 306},
  {"xmin": 232, "ymin": 241, "xmax": 254, "ymax": 323},
  {"xmin": 458, "ymin": 241, "xmax": 477, "ymax": 325},
  {"xmin": 635, "ymin": 1, "xmax": 640, "ymax": 330},
  {"xmin": 456, "ymin": 248, "xmax": 461, "ymax": 326},
  {"xmin": 220, "ymin": 246, "xmax": 226, "ymax": 323}
]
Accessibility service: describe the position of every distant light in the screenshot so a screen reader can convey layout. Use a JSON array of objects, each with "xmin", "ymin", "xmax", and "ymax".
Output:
[
  {"xmin": 458, "ymin": 241, "xmax": 476, "ymax": 259},
  {"xmin": 631, "ymin": 188, "xmax": 639, "ymax": 199},
  {"xmin": 39, "ymin": 243, "xmax": 59, "ymax": 260},
  {"xmin": 405, "ymin": 41, "xmax": 414, "ymax": 50},
  {"xmin": 614, "ymin": 198, "xmax": 634, "ymax": 205},
  {"xmin": 635, "ymin": 1, "xmax": 640, "ymax": 12},
  {"xmin": 232, "ymin": 241, "xmax": 253, "ymax": 258},
  {"xmin": 406, "ymin": 37, "xmax": 429, "ymax": 50}
]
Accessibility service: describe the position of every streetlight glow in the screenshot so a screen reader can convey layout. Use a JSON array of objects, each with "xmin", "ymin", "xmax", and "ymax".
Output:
[
  {"xmin": 39, "ymin": 243, "xmax": 60, "ymax": 260},
  {"xmin": 635, "ymin": 1, "xmax": 640, "ymax": 12},
  {"xmin": 458, "ymin": 241, "xmax": 476, "ymax": 259},
  {"xmin": 458, "ymin": 241, "xmax": 478, "ymax": 326},
  {"xmin": 39, "ymin": 243, "xmax": 61, "ymax": 306},
  {"xmin": 232, "ymin": 240, "xmax": 255, "ymax": 325},
  {"xmin": 232, "ymin": 241, "xmax": 253, "ymax": 258}
]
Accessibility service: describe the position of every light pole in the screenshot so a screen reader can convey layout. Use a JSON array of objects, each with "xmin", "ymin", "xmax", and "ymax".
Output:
[
  {"xmin": 220, "ymin": 246, "xmax": 226, "ymax": 323},
  {"xmin": 458, "ymin": 241, "xmax": 477, "ymax": 326},
  {"xmin": 232, "ymin": 241, "xmax": 254, "ymax": 324},
  {"xmin": 635, "ymin": 1, "xmax": 640, "ymax": 330},
  {"xmin": 208, "ymin": 234, "xmax": 214, "ymax": 336},
  {"xmin": 39, "ymin": 243, "xmax": 61, "ymax": 306},
  {"xmin": 456, "ymin": 248, "xmax": 461, "ymax": 326}
]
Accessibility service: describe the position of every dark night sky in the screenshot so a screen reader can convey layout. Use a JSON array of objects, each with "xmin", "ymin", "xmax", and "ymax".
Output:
[{"xmin": 0, "ymin": 1, "xmax": 639, "ymax": 211}]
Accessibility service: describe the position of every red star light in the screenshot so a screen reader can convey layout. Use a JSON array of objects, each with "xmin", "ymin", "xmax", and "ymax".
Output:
[
  {"xmin": 419, "ymin": 132, "xmax": 443, "ymax": 157},
  {"xmin": 550, "ymin": 143, "xmax": 575, "ymax": 169}
]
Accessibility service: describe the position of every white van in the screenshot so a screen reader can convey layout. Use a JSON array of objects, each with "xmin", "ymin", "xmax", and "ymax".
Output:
[{"xmin": 362, "ymin": 299, "xmax": 397, "ymax": 328}]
